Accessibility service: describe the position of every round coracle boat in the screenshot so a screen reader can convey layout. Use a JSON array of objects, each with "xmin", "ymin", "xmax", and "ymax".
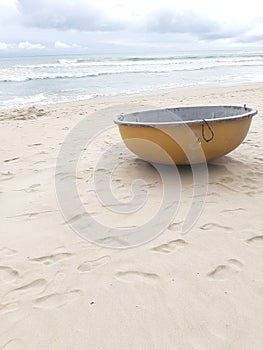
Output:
[{"xmin": 114, "ymin": 105, "xmax": 257, "ymax": 165}]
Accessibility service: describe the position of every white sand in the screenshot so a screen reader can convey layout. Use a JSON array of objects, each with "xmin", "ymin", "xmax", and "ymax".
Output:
[{"xmin": 1, "ymin": 84, "xmax": 263, "ymax": 349}]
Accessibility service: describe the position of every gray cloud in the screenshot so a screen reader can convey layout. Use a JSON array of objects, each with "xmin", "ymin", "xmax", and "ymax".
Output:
[
  {"xmin": 145, "ymin": 8, "xmax": 256, "ymax": 43},
  {"xmin": 236, "ymin": 33, "xmax": 263, "ymax": 43},
  {"xmin": 0, "ymin": 0, "xmax": 261, "ymax": 52},
  {"xmin": 17, "ymin": 0, "xmax": 124, "ymax": 31},
  {"xmin": 16, "ymin": 1, "xmax": 255, "ymax": 43},
  {"xmin": 146, "ymin": 9, "xmax": 219, "ymax": 35}
]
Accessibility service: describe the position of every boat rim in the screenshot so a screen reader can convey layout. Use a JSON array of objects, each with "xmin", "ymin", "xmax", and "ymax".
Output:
[{"xmin": 114, "ymin": 105, "xmax": 258, "ymax": 127}]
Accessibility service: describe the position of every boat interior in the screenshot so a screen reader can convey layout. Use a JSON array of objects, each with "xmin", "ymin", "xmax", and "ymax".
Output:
[{"xmin": 116, "ymin": 106, "xmax": 254, "ymax": 125}]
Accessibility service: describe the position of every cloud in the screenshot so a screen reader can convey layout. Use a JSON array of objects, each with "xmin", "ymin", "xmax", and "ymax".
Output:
[
  {"xmin": 146, "ymin": 9, "xmax": 218, "ymax": 35},
  {"xmin": 18, "ymin": 41, "xmax": 45, "ymax": 49},
  {"xmin": 0, "ymin": 0, "xmax": 262, "ymax": 52},
  {"xmin": 0, "ymin": 41, "xmax": 9, "ymax": 50},
  {"xmin": 145, "ymin": 7, "xmax": 256, "ymax": 43},
  {"xmin": 17, "ymin": 0, "xmax": 124, "ymax": 31},
  {"xmin": 17, "ymin": 41, "xmax": 45, "ymax": 50},
  {"xmin": 0, "ymin": 40, "xmax": 45, "ymax": 51},
  {"xmin": 237, "ymin": 19, "xmax": 263, "ymax": 43},
  {"xmin": 0, "ymin": 1, "xmax": 18, "ymax": 25},
  {"xmin": 15, "ymin": 0, "xmax": 255, "ymax": 43},
  {"xmin": 54, "ymin": 41, "xmax": 71, "ymax": 48},
  {"xmin": 54, "ymin": 41, "xmax": 80, "ymax": 49}
]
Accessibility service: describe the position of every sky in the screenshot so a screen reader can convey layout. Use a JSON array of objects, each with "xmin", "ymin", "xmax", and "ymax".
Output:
[{"xmin": 0, "ymin": 0, "xmax": 262, "ymax": 55}]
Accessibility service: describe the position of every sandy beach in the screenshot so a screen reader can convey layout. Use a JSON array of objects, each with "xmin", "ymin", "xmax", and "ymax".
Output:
[{"xmin": 1, "ymin": 84, "xmax": 263, "ymax": 349}]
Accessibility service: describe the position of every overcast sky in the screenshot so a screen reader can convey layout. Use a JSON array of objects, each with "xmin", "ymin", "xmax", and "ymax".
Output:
[{"xmin": 0, "ymin": 0, "xmax": 262, "ymax": 55}]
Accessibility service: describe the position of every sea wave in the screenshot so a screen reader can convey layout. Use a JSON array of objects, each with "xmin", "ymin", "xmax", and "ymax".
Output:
[
  {"xmin": 1, "ymin": 51, "xmax": 263, "ymax": 109},
  {"xmin": 0, "ymin": 92, "xmax": 99, "ymax": 109},
  {"xmin": 2, "ymin": 62, "xmax": 263, "ymax": 83},
  {"xmin": 12, "ymin": 54, "xmax": 263, "ymax": 70},
  {"xmin": 0, "ymin": 93, "xmax": 46, "ymax": 108}
]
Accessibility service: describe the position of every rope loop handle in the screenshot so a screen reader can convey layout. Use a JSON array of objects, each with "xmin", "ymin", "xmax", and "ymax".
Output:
[{"xmin": 202, "ymin": 119, "xmax": 214, "ymax": 143}]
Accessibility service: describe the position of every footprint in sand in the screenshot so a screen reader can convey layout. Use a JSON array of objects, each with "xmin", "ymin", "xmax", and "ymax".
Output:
[
  {"xmin": 219, "ymin": 176, "xmax": 234, "ymax": 184},
  {"xmin": 64, "ymin": 212, "xmax": 89, "ymax": 225},
  {"xmin": 220, "ymin": 208, "xmax": 245, "ymax": 215},
  {"xmin": 28, "ymin": 143, "xmax": 42, "ymax": 147},
  {"xmin": 3, "ymin": 279, "xmax": 47, "ymax": 303},
  {"xmin": 20, "ymin": 183, "xmax": 41, "ymax": 193},
  {"xmin": 1, "ymin": 339, "xmax": 25, "ymax": 350},
  {"xmin": 168, "ymin": 222, "xmax": 183, "ymax": 231},
  {"xmin": 0, "ymin": 302, "xmax": 19, "ymax": 315},
  {"xmin": 0, "ymin": 171, "xmax": 14, "ymax": 181},
  {"xmin": 0, "ymin": 247, "xmax": 17, "ymax": 256},
  {"xmin": 207, "ymin": 259, "xmax": 243, "ymax": 281},
  {"xmin": 151, "ymin": 239, "xmax": 187, "ymax": 253},
  {"xmin": 246, "ymin": 235, "xmax": 263, "ymax": 247},
  {"xmin": 3, "ymin": 157, "xmax": 20, "ymax": 163},
  {"xmin": 77, "ymin": 256, "xmax": 110, "ymax": 273},
  {"xmin": 115, "ymin": 271, "xmax": 159, "ymax": 284},
  {"xmin": 33, "ymin": 289, "xmax": 81, "ymax": 308},
  {"xmin": 0, "ymin": 266, "xmax": 19, "ymax": 283},
  {"xmin": 200, "ymin": 223, "xmax": 232, "ymax": 231},
  {"xmin": 29, "ymin": 252, "xmax": 73, "ymax": 265}
]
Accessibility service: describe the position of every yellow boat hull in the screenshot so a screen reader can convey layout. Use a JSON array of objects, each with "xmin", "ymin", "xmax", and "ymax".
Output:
[{"xmin": 118, "ymin": 116, "xmax": 252, "ymax": 165}]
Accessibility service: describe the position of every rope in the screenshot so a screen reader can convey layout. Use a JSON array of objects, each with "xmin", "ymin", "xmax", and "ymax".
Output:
[{"xmin": 202, "ymin": 119, "xmax": 214, "ymax": 143}]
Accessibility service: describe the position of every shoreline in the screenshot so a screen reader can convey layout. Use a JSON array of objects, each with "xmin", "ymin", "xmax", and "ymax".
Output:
[{"xmin": 1, "ymin": 82, "xmax": 262, "ymax": 114}]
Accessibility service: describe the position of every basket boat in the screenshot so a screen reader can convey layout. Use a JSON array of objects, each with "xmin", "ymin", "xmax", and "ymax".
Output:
[{"xmin": 114, "ymin": 105, "xmax": 257, "ymax": 165}]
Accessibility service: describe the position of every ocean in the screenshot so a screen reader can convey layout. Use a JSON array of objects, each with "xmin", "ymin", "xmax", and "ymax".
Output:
[{"xmin": 0, "ymin": 50, "xmax": 262, "ymax": 109}]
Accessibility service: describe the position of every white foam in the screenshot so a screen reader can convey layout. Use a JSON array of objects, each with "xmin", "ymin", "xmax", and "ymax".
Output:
[{"xmin": 0, "ymin": 93, "xmax": 46, "ymax": 108}]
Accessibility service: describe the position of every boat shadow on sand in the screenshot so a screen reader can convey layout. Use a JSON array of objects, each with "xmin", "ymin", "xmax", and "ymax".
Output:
[{"xmin": 120, "ymin": 154, "xmax": 262, "ymax": 197}]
